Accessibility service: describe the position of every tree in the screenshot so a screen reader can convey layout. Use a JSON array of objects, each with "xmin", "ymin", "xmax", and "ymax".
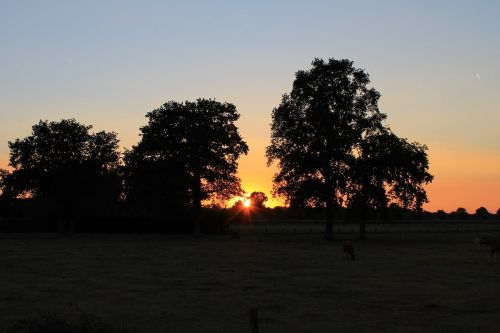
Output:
[
  {"xmin": 475, "ymin": 206, "xmax": 490, "ymax": 220},
  {"xmin": 250, "ymin": 191, "xmax": 268, "ymax": 208},
  {"xmin": 0, "ymin": 119, "xmax": 121, "ymax": 232},
  {"xmin": 123, "ymin": 150, "xmax": 190, "ymax": 219},
  {"xmin": 126, "ymin": 99, "xmax": 248, "ymax": 234},
  {"xmin": 453, "ymin": 207, "xmax": 469, "ymax": 219},
  {"xmin": 0, "ymin": 169, "xmax": 12, "ymax": 219},
  {"xmin": 348, "ymin": 129, "xmax": 432, "ymax": 238},
  {"xmin": 0, "ymin": 169, "xmax": 11, "ymax": 198},
  {"xmin": 497, "ymin": 208, "xmax": 500, "ymax": 218},
  {"xmin": 267, "ymin": 58, "xmax": 389, "ymax": 240},
  {"xmin": 436, "ymin": 210, "xmax": 447, "ymax": 220}
]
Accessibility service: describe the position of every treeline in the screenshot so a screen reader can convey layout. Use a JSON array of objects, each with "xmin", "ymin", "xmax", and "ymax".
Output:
[
  {"xmin": 435, "ymin": 207, "xmax": 500, "ymax": 221},
  {"xmin": 1, "ymin": 197, "xmax": 498, "ymax": 234},
  {"xmin": 0, "ymin": 57, "xmax": 450, "ymax": 238},
  {"xmin": 0, "ymin": 199, "xmax": 230, "ymax": 234},
  {"xmin": 0, "ymin": 100, "xmax": 247, "ymax": 234}
]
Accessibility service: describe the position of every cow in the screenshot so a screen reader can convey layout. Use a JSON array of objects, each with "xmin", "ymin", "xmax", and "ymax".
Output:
[
  {"xmin": 474, "ymin": 235, "xmax": 498, "ymax": 250},
  {"xmin": 342, "ymin": 240, "xmax": 356, "ymax": 261},
  {"xmin": 488, "ymin": 240, "xmax": 500, "ymax": 262}
]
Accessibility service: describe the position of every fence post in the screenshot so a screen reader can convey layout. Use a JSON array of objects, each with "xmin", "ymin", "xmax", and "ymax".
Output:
[{"xmin": 250, "ymin": 307, "xmax": 259, "ymax": 333}]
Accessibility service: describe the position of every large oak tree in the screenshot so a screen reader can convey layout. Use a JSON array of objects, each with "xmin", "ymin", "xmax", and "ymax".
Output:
[
  {"xmin": 125, "ymin": 99, "xmax": 248, "ymax": 234},
  {"xmin": 267, "ymin": 58, "xmax": 432, "ymax": 239}
]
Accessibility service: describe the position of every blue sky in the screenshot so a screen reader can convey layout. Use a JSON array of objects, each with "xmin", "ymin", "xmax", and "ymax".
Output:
[{"xmin": 1, "ymin": 1, "xmax": 499, "ymax": 210}]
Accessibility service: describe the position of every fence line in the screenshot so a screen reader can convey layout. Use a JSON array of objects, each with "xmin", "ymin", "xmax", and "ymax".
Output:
[{"xmin": 229, "ymin": 220, "xmax": 500, "ymax": 235}]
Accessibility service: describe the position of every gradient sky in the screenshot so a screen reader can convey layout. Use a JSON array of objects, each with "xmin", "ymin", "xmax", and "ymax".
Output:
[{"xmin": 1, "ymin": 1, "xmax": 499, "ymax": 212}]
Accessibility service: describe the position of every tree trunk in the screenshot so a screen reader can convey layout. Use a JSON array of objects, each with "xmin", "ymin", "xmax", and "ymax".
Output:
[
  {"xmin": 193, "ymin": 174, "xmax": 202, "ymax": 236},
  {"xmin": 249, "ymin": 307, "xmax": 259, "ymax": 333},
  {"xmin": 68, "ymin": 218, "xmax": 75, "ymax": 234},
  {"xmin": 58, "ymin": 217, "xmax": 66, "ymax": 234},
  {"xmin": 324, "ymin": 199, "xmax": 334, "ymax": 240}
]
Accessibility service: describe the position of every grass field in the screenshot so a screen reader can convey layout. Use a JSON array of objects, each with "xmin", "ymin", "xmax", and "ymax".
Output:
[
  {"xmin": 230, "ymin": 220, "xmax": 500, "ymax": 234},
  {"xmin": 1, "ymin": 233, "xmax": 500, "ymax": 332}
]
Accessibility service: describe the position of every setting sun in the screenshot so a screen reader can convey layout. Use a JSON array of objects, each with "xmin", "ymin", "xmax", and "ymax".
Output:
[{"xmin": 243, "ymin": 198, "xmax": 251, "ymax": 208}]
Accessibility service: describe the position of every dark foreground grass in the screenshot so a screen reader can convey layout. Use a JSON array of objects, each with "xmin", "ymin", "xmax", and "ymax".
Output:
[{"xmin": 1, "ymin": 232, "xmax": 499, "ymax": 332}]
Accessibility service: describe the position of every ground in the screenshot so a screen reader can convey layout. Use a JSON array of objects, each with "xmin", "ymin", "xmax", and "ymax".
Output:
[{"xmin": 0, "ymin": 233, "xmax": 499, "ymax": 332}]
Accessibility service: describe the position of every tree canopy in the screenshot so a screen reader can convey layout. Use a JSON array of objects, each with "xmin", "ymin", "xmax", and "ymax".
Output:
[
  {"xmin": 452, "ymin": 207, "xmax": 469, "ymax": 219},
  {"xmin": 475, "ymin": 206, "xmax": 490, "ymax": 220},
  {"xmin": 348, "ymin": 129, "xmax": 432, "ymax": 237},
  {"xmin": 436, "ymin": 210, "xmax": 447, "ymax": 220},
  {"xmin": 250, "ymin": 191, "xmax": 268, "ymax": 208},
  {"xmin": 125, "ymin": 99, "xmax": 248, "ymax": 233},
  {"xmin": 123, "ymin": 152, "xmax": 190, "ymax": 218},
  {"xmin": 0, "ymin": 119, "xmax": 121, "ymax": 227},
  {"xmin": 267, "ymin": 58, "xmax": 432, "ymax": 239}
]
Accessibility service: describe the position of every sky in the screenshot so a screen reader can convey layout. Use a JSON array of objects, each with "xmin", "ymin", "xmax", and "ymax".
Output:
[{"xmin": 1, "ymin": 0, "xmax": 499, "ymax": 213}]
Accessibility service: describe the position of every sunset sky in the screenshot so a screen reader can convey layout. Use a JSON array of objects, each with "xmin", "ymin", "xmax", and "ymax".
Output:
[{"xmin": 1, "ymin": 1, "xmax": 499, "ymax": 212}]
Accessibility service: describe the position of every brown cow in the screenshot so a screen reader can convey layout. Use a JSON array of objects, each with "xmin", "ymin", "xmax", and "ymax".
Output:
[
  {"xmin": 343, "ymin": 240, "xmax": 356, "ymax": 261},
  {"xmin": 489, "ymin": 241, "xmax": 500, "ymax": 262}
]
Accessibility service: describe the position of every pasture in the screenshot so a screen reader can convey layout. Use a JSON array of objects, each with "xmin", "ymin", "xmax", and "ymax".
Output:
[{"xmin": 1, "ymin": 232, "xmax": 500, "ymax": 332}]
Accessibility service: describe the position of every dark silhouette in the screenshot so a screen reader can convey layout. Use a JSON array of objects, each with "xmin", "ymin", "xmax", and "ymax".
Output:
[
  {"xmin": 231, "ymin": 198, "xmax": 245, "ymax": 209},
  {"xmin": 475, "ymin": 206, "xmax": 490, "ymax": 220},
  {"xmin": 489, "ymin": 241, "xmax": 500, "ymax": 262},
  {"xmin": 125, "ymin": 99, "xmax": 248, "ymax": 234},
  {"xmin": 342, "ymin": 240, "xmax": 356, "ymax": 260},
  {"xmin": 0, "ymin": 169, "xmax": 11, "ymax": 199},
  {"xmin": 123, "ymin": 151, "xmax": 191, "ymax": 221},
  {"xmin": 453, "ymin": 207, "xmax": 469, "ymax": 219},
  {"xmin": 249, "ymin": 191, "xmax": 268, "ymax": 208},
  {"xmin": 266, "ymin": 58, "xmax": 432, "ymax": 240},
  {"xmin": 349, "ymin": 129, "xmax": 432, "ymax": 238},
  {"xmin": 249, "ymin": 307, "xmax": 259, "ymax": 333},
  {"xmin": 0, "ymin": 119, "xmax": 121, "ymax": 232},
  {"xmin": 436, "ymin": 209, "xmax": 447, "ymax": 220}
]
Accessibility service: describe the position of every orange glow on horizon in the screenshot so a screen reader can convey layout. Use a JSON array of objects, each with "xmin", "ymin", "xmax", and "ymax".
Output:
[
  {"xmin": 2, "ymin": 144, "xmax": 500, "ymax": 213},
  {"xmin": 235, "ymin": 145, "xmax": 500, "ymax": 213}
]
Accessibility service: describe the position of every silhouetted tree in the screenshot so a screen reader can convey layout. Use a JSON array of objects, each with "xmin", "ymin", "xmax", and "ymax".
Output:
[
  {"xmin": 267, "ymin": 58, "xmax": 388, "ymax": 240},
  {"xmin": 497, "ymin": 208, "xmax": 500, "ymax": 218},
  {"xmin": 0, "ymin": 170, "xmax": 11, "ymax": 219},
  {"xmin": 0, "ymin": 169, "xmax": 11, "ymax": 198},
  {"xmin": 453, "ymin": 207, "xmax": 469, "ymax": 219},
  {"xmin": 475, "ymin": 206, "xmax": 490, "ymax": 220},
  {"xmin": 0, "ymin": 119, "xmax": 121, "ymax": 232},
  {"xmin": 348, "ymin": 129, "xmax": 432, "ymax": 238},
  {"xmin": 126, "ymin": 99, "xmax": 248, "ymax": 234},
  {"xmin": 250, "ymin": 191, "xmax": 268, "ymax": 208},
  {"xmin": 387, "ymin": 202, "xmax": 408, "ymax": 220},
  {"xmin": 123, "ymin": 152, "xmax": 190, "ymax": 219},
  {"xmin": 232, "ymin": 199, "xmax": 244, "ymax": 209},
  {"xmin": 436, "ymin": 210, "xmax": 447, "ymax": 220}
]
